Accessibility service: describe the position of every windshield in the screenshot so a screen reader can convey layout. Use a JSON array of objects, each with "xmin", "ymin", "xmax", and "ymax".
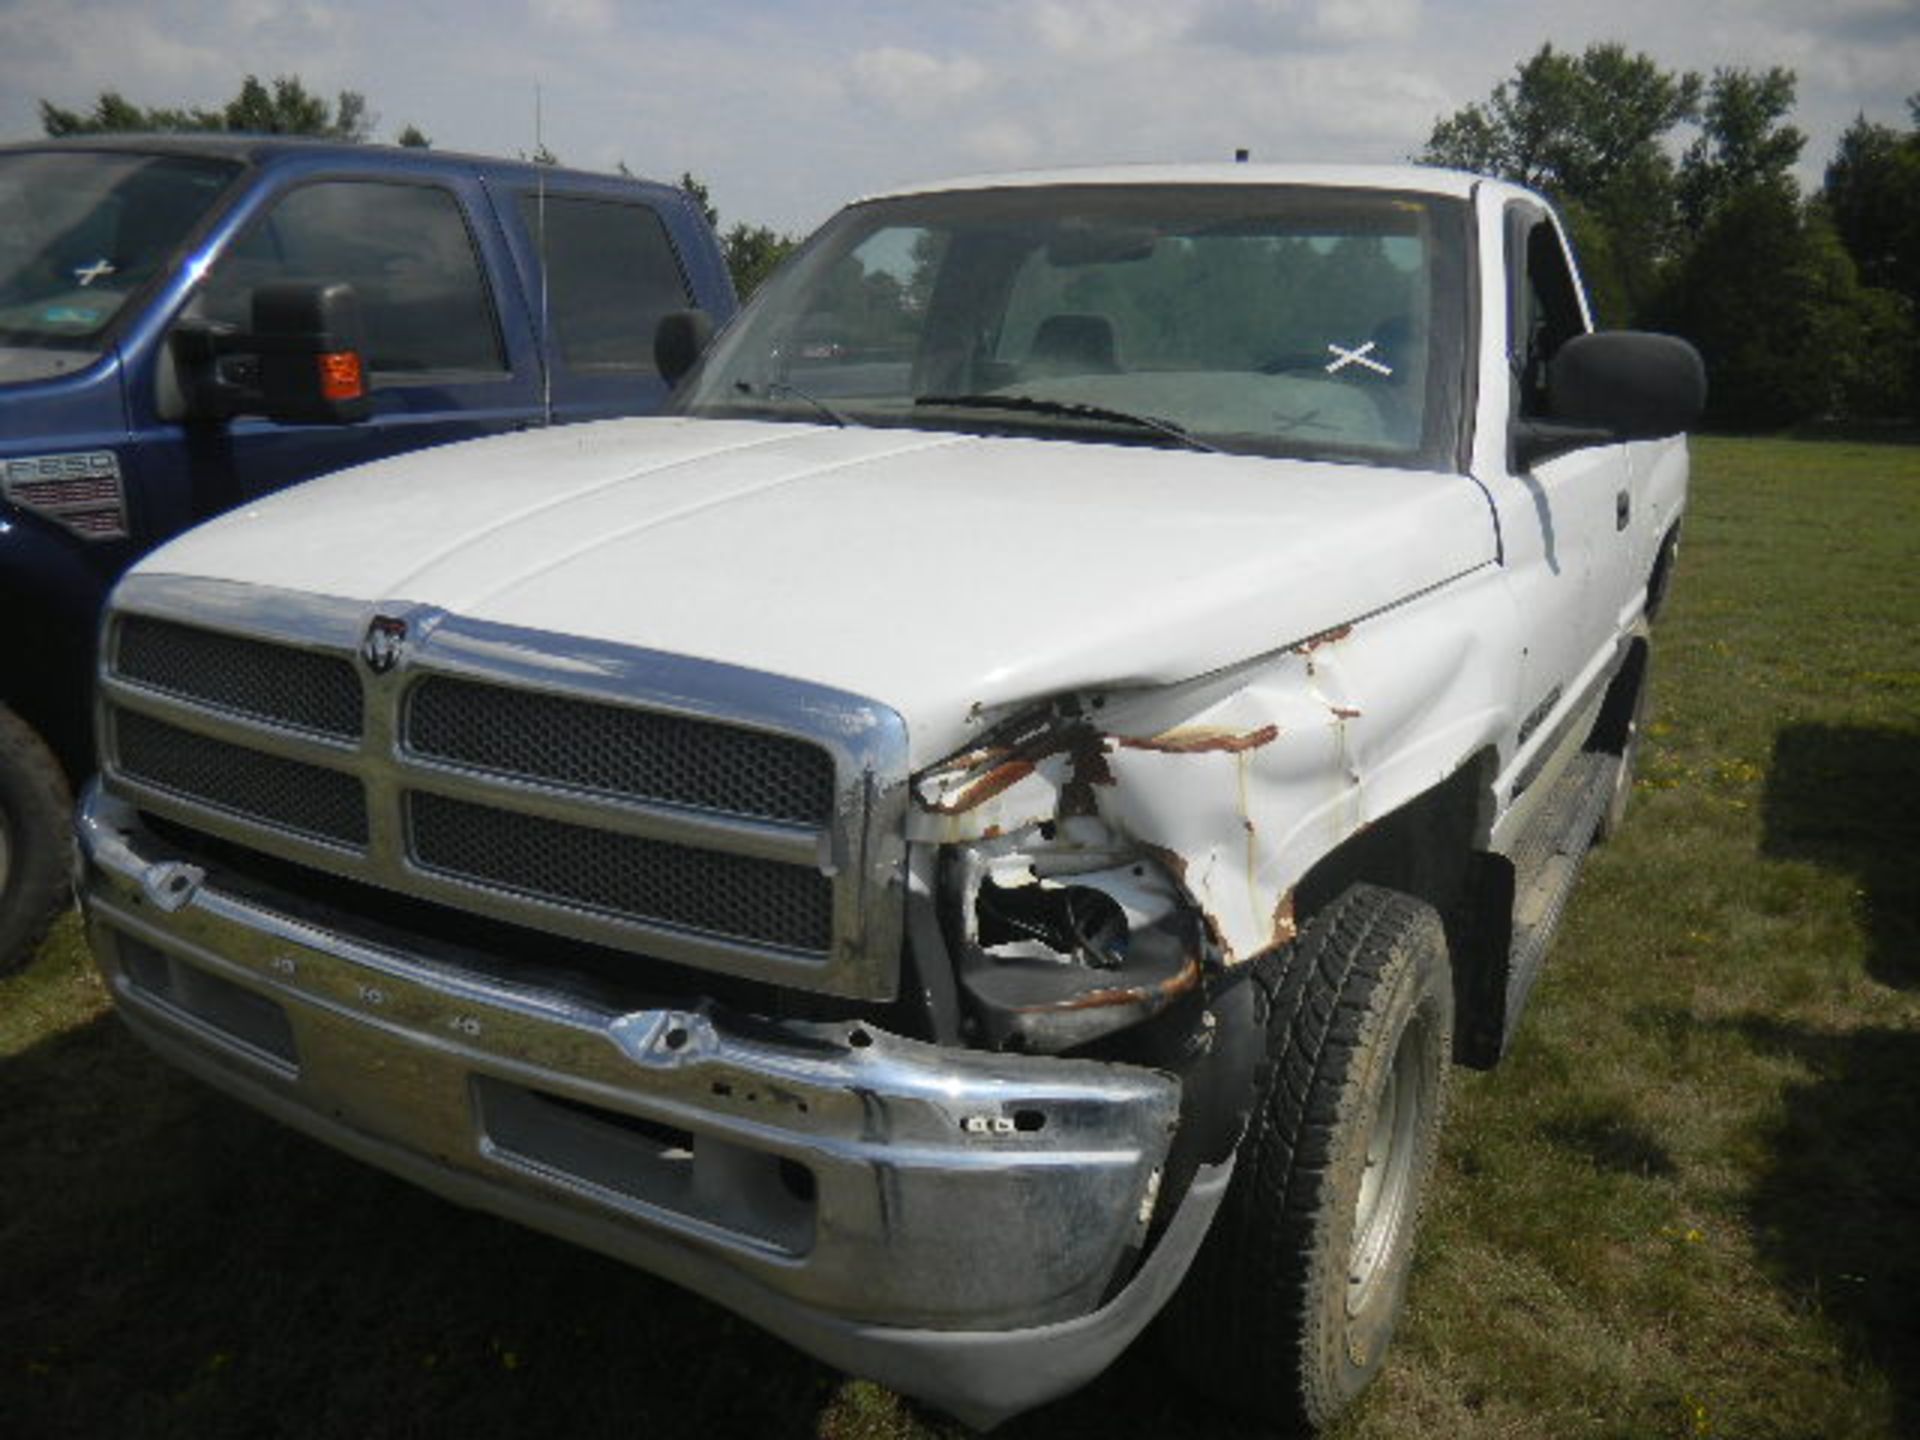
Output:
[
  {"xmin": 676, "ymin": 183, "xmax": 1471, "ymax": 469},
  {"xmin": 0, "ymin": 150, "xmax": 240, "ymax": 352}
]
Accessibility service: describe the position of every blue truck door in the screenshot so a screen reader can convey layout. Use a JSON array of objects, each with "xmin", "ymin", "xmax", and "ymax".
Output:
[
  {"xmin": 124, "ymin": 169, "xmax": 541, "ymax": 527},
  {"xmin": 500, "ymin": 185, "xmax": 711, "ymax": 424}
]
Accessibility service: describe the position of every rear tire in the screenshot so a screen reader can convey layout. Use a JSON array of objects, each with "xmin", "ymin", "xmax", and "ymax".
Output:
[
  {"xmin": 1162, "ymin": 884, "xmax": 1453, "ymax": 1432},
  {"xmin": 0, "ymin": 704, "xmax": 73, "ymax": 974}
]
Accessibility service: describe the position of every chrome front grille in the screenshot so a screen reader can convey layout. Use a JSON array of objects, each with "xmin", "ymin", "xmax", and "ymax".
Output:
[
  {"xmin": 99, "ymin": 578, "xmax": 910, "ymax": 999},
  {"xmin": 409, "ymin": 793, "xmax": 835, "ymax": 952},
  {"xmin": 116, "ymin": 614, "xmax": 363, "ymax": 738},
  {"xmin": 114, "ymin": 709, "xmax": 370, "ymax": 847},
  {"xmin": 406, "ymin": 674, "xmax": 836, "ymax": 825}
]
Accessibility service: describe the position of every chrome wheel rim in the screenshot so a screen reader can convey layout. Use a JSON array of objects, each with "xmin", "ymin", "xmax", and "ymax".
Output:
[
  {"xmin": 1615, "ymin": 688, "xmax": 1645, "ymax": 803},
  {"xmin": 1348, "ymin": 1011, "xmax": 1430, "ymax": 1314}
]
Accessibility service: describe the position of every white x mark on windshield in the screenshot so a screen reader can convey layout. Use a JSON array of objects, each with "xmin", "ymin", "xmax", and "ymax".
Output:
[
  {"xmin": 73, "ymin": 258, "xmax": 116, "ymax": 287},
  {"xmin": 1325, "ymin": 340, "xmax": 1392, "ymax": 377}
]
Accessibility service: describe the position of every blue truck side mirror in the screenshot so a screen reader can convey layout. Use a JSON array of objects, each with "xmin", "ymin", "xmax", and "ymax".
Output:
[
  {"xmin": 172, "ymin": 281, "xmax": 372, "ymax": 425},
  {"xmin": 655, "ymin": 308, "xmax": 714, "ymax": 387},
  {"xmin": 253, "ymin": 281, "xmax": 372, "ymax": 425}
]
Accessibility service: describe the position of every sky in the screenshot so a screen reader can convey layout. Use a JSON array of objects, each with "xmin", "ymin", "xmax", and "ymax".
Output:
[{"xmin": 2, "ymin": 0, "xmax": 1915, "ymax": 234}]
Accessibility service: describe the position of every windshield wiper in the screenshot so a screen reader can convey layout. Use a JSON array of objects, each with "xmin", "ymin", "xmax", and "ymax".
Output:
[
  {"xmin": 733, "ymin": 378, "xmax": 850, "ymax": 428},
  {"xmin": 913, "ymin": 392, "xmax": 1223, "ymax": 453}
]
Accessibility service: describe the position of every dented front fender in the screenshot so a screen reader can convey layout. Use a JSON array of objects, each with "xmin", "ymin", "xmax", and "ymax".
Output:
[{"xmin": 912, "ymin": 566, "xmax": 1518, "ymax": 970}]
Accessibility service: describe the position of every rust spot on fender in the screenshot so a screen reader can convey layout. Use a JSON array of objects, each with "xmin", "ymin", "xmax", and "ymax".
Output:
[
  {"xmin": 1271, "ymin": 890, "xmax": 1298, "ymax": 946},
  {"xmin": 1197, "ymin": 906, "xmax": 1240, "ymax": 966},
  {"xmin": 926, "ymin": 758, "xmax": 1036, "ymax": 815},
  {"xmin": 1057, "ymin": 726, "xmax": 1116, "ymax": 816},
  {"xmin": 1136, "ymin": 844, "xmax": 1241, "ymax": 965},
  {"xmin": 1020, "ymin": 954, "xmax": 1203, "ymax": 1014},
  {"xmin": 924, "ymin": 723, "xmax": 1115, "ymax": 816},
  {"xmin": 1117, "ymin": 723, "xmax": 1281, "ymax": 755},
  {"xmin": 1293, "ymin": 623, "xmax": 1354, "ymax": 654},
  {"xmin": 1141, "ymin": 843, "xmax": 1189, "ymax": 883}
]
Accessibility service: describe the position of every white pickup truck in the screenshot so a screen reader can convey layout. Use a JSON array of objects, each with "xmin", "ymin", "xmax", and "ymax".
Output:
[{"xmin": 76, "ymin": 164, "xmax": 1702, "ymax": 1431}]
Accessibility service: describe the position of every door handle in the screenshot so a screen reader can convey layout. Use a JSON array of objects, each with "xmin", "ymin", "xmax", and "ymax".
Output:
[{"xmin": 1616, "ymin": 490, "xmax": 1631, "ymax": 531}]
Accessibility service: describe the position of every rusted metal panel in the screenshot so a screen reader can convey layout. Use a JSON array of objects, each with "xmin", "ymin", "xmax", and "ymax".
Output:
[
  {"xmin": 1116, "ymin": 723, "xmax": 1281, "ymax": 755},
  {"xmin": 914, "ymin": 568, "xmax": 1520, "ymax": 974}
]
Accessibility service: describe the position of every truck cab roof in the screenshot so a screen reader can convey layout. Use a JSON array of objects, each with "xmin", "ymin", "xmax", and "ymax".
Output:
[
  {"xmin": 1, "ymin": 133, "xmax": 685, "ymax": 200},
  {"xmin": 862, "ymin": 161, "xmax": 1489, "ymax": 203}
]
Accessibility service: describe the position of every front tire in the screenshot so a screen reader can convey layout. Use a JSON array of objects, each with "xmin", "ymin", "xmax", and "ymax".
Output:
[
  {"xmin": 0, "ymin": 704, "xmax": 73, "ymax": 974},
  {"xmin": 1593, "ymin": 647, "xmax": 1652, "ymax": 844},
  {"xmin": 1163, "ymin": 884, "xmax": 1453, "ymax": 1432}
]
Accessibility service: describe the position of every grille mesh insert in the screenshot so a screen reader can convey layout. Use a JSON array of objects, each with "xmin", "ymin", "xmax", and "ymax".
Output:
[
  {"xmin": 406, "ymin": 676, "xmax": 836, "ymax": 826},
  {"xmin": 115, "ymin": 709, "xmax": 369, "ymax": 847},
  {"xmin": 409, "ymin": 792, "xmax": 832, "ymax": 953},
  {"xmin": 116, "ymin": 616, "xmax": 362, "ymax": 739}
]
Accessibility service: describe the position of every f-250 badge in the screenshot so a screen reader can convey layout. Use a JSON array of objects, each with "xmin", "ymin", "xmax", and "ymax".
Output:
[{"xmin": 361, "ymin": 615, "xmax": 408, "ymax": 674}]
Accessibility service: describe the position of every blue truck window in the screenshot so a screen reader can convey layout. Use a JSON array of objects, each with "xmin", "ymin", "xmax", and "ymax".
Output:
[
  {"xmin": 0, "ymin": 150, "xmax": 238, "ymax": 354},
  {"xmin": 198, "ymin": 180, "xmax": 506, "ymax": 377},
  {"xmin": 519, "ymin": 195, "xmax": 691, "ymax": 371}
]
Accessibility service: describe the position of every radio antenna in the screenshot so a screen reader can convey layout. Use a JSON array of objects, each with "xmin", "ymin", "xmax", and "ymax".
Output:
[{"xmin": 535, "ymin": 82, "xmax": 553, "ymax": 427}]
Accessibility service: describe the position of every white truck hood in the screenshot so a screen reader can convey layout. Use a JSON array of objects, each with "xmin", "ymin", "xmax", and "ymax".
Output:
[{"xmin": 142, "ymin": 418, "xmax": 1496, "ymax": 765}]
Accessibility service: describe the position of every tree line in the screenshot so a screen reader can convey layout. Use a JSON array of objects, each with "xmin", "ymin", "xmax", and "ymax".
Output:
[
  {"xmin": 37, "ymin": 57, "xmax": 1920, "ymax": 429},
  {"xmin": 669, "ymin": 172, "xmax": 798, "ymax": 304},
  {"xmin": 1425, "ymin": 42, "xmax": 1919, "ymax": 428},
  {"xmin": 41, "ymin": 75, "xmax": 429, "ymax": 150}
]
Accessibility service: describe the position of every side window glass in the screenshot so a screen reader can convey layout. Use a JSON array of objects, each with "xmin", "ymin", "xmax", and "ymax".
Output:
[
  {"xmin": 199, "ymin": 181, "xmax": 505, "ymax": 378},
  {"xmin": 519, "ymin": 196, "xmax": 692, "ymax": 371},
  {"xmin": 1511, "ymin": 216, "xmax": 1587, "ymax": 418}
]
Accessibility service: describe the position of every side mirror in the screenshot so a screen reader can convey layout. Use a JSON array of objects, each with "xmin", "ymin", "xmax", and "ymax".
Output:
[
  {"xmin": 1513, "ymin": 331, "xmax": 1706, "ymax": 469},
  {"xmin": 1551, "ymin": 331, "xmax": 1705, "ymax": 439},
  {"xmin": 171, "ymin": 280, "xmax": 372, "ymax": 425},
  {"xmin": 253, "ymin": 281, "xmax": 372, "ymax": 425},
  {"xmin": 655, "ymin": 308, "xmax": 714, "ymax": 387}
]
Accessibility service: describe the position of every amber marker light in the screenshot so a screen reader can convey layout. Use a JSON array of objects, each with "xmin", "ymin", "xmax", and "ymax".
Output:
[{"xmin": 318, "ymin": 350, "xmax": 366, "ymax": 402}]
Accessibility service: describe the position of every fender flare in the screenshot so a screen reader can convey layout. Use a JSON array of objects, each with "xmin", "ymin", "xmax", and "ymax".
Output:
[{"xmin": 0, "ymin": 517, "xmax": 120, "ymax": 775}]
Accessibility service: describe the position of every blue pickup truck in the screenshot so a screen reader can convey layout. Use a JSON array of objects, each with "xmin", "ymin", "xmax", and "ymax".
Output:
[{"xmin": 0, "ymin": 134, "xmax": 736, "ymax": 964}]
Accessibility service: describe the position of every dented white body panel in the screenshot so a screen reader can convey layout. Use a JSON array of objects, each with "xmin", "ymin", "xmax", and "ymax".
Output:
[{"xmin": 911, "ymin": 568, "xmax": 1522, "ymax": 964}]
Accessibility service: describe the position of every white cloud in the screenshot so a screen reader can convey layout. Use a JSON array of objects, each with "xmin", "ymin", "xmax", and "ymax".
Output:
[
  {"xmin": 962, "ymin": 118, "xmax": 1043, "ymax": 169},
  {"xmin": 1308, "ymin": 0, "xmax": 1421, "ymax": 45},
  {"xmin": 529, "ymin": 0, "xmax": 614, "ymax": 33},
  {"xmin": 1029, "ymin": 0, "xmax": 1203, "ymax": 63},
  {"xmin": 1267, "ymin": 55, "xmax": 1451, "ymax": 146},
  {"xmin": 1, "ymin": 0, "xmax": 225, "ymax": 96},
  {"xmin": 0, "ymin": 0, "xmax": 367, "ymax": 131},
  {"xmin": 1186, "ymin": 0, "xmax": 1422, "ymax": 53},
  {"xmin": 850, "ymin": 46, "xmax": 987, "ymax": 110}
]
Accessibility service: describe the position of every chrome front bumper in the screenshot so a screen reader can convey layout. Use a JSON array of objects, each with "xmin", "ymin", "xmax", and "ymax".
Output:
[{"xmin": 78, "ymin": 784, "xmax": 1219, "ymax": 1424}]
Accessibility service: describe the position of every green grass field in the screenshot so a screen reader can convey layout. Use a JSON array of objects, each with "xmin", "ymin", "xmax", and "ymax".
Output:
[{"xmin": 3, "ymin": 435, "xmax": 1915, "ymax": 1439}]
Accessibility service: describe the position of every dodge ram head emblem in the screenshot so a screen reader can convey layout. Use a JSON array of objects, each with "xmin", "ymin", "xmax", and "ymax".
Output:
[{"xmin": 361, "ymin": 615, "xmax": 408, "ymax": 674}]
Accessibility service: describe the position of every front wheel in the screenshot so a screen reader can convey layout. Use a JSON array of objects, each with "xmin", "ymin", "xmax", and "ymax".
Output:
[
  {"xmin": 1593, "ymin": 647, "xmax": 1653, "ymax": 844},
  {"xmin": 1162, "ymin": 884, "xmax": 1453, "ymax": 1431},
  {"xmin": 0, "ymin": 704, "xmax": 74, "ymax": 974}
]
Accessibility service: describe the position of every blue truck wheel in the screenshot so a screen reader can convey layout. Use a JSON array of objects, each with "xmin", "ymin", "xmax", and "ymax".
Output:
[{"xmin": 0, "ymin": 704, "xmax": 72, "ymax": 972}]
